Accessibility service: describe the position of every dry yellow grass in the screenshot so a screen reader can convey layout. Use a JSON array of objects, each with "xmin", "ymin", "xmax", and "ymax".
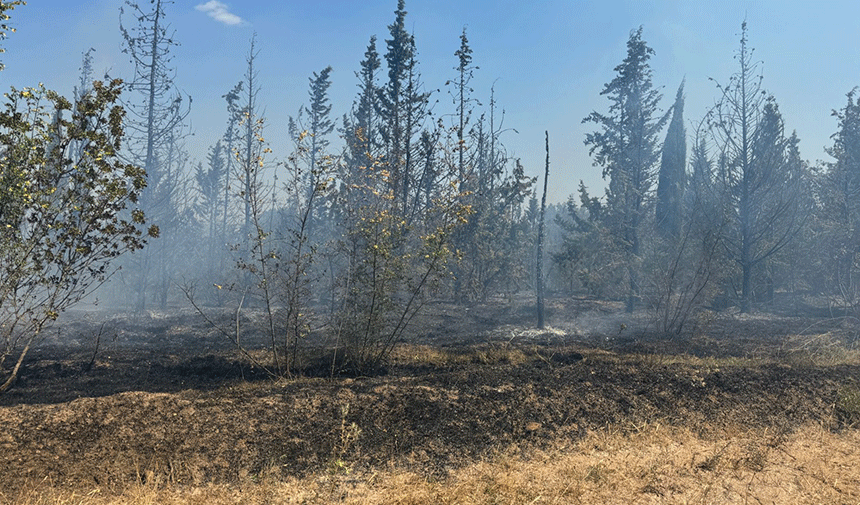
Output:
[
  {"xmin": 5, "ymin": 423, "xmax": 858, "ymax": 505},
  {"xmin": 391, "ymin": 343, "xmax": 533, "ymax": 367}
]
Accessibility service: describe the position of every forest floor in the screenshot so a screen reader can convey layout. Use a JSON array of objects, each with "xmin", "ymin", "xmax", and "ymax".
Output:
[{"xmin": 1, "ymin": 295, "xmax": 860, "ymax": 504}]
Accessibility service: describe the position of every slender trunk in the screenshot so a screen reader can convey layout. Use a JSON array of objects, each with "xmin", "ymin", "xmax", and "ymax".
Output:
[
  {"xmin": 136, "ymin": 0, "xmax": 162, "ymax": 313},
  {"xmin": 222, "ymin": 126, "xmax": 233, "ymax": 267},
  {"xmin": 402, "ymin": 60, "xmax": 416, "ymax": 212},
  {"xmin": 740, "ymin": 48, "xmax": 751, "ymax": 314},
  {"xmin": 243, "ymin": 41, "xmax": 256, "ymax": 238},
  {"xmin": 307, "ymin": 130, "xmax": 317, "ymax": 240},
  {"xmin": 0, "ymin": 338, "xmax": 32, "ymax": 394},
  {"xmin": 537, "ymin": 132, "xmax": 550, "ymax": 329},
  {"xmin": 458, "ymin": 63, "xmax": 465, "ymax": 182}
]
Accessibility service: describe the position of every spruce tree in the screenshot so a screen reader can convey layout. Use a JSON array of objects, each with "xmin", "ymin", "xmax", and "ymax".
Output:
[
  {"xmin": 814, "ymin": 92, "xmax": 860, "ymax": 306},
  {"xmin": 221, "ymin": 80, "xmax": 243, "ymax": 247},
  {"xmin": 455, "ymin": 27, "xmax": 475, "ymax": 183},
  {"xmin": 294, "ymin": 66, "xmax": 334, "ymax": 235},
  {"xmin": 196, "ymin": 141, "xmax": 226, "ymax": 278},
  {"xmin": 341, "ymin": 36, "xmax": 381, "ymax": 225},
  {"xmin": 351, "ymin": 36, "xmax": 381, "ymax": 166},
  {"xmin": 119, "ymin": 0, "xmax": 190, "ymax": 310},
  {"xmin": 377, "ymin": 0, "xmax": 430, "ymax": 212},
  {"xmin": 378, "ymin": 0, "xmax": 411, "ymax": 207}
]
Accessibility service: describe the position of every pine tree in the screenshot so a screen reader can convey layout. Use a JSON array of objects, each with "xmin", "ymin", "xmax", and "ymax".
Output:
[
  {"xmin": 454, "ymin": 27, "xmax": 475, "ymax": 183},
  {"xmin": 340, "ymin": 36, "xmax": 382, "ymax": 238},
  {"xmin": 196, "ymin": 141, "xmax": 226, "ymax": 277},
  {"xmin": 449, "ymin": 27, "xmax": 479, "ymax": 302},
  {"xmin": 656, "ymin": 81, "xmax": 686, "ymax": 240},
  {"xmin": 687, "ymin": 132, "xmax": 712, "ymax": 213},
  {"xmin": 378, "ymin": 0, "xmax": 411, "ymax": 208},
  {"xmin": 221, "ymin": 80, "xmax": 243, "ymax": 246},
  {"xmin": 71, "ymin": 48, "xmax": 96, "ymax": 161},
  {"xmin": 536, "ymin": 132, "xmax": 551, "ymax": 329},
  {"xmin": 307, "ymin": 66, "xmax": 334, "ymax": 190}
]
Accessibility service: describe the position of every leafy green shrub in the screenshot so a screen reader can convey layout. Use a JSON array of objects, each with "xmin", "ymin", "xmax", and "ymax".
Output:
[{"xmin": 0, "ymin": 81, "xmax": 155, "ymax": 393}]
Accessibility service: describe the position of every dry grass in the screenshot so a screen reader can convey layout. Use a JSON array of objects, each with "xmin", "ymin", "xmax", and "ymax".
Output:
[
  {"xmin": 392, "ymin": 343, "xmax": 533, "ymax": 367},
  {"xmin": 779, "ymin": 331, "xmax": 860, "ymax": 367},
  {"xmin": 6, "ymin": 423, "xmax": 858, "ymax": 505}
]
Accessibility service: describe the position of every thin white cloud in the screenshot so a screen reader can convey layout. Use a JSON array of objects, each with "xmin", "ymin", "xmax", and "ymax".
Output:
[{"xmin": 195, "ymin": 1, "xmax": 245, "ymax": 26}]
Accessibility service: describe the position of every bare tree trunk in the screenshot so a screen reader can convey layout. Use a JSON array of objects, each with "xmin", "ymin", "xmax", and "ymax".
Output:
[
  {"xmin": 0, "ymin": 338, "xmax": 32, "ymax": 394},
  {"xmin": 537, "ymin": 131, "xmax": 550, "ymax": 329}
]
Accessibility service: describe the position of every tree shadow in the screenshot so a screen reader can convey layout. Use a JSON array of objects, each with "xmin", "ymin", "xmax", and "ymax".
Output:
[{"xmin": 0, "ymin": 350, "xmax": 270, "ymax": 406}]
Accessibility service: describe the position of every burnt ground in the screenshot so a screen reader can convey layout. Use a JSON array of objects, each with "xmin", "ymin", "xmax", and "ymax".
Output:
[{"xmin": 1, "ymin": 296, "xmax": 859, "ymax": 492}]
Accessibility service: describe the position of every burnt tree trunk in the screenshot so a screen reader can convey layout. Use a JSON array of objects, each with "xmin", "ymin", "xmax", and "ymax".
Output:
[{"xmin": 537, "ymin": 131, "xmax": 550, "ymax": 329}]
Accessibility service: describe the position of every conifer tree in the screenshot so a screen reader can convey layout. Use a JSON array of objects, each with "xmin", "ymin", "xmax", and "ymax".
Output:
[
  {"xmin": 290, "ymin": 66, "xmax": 334, "ymax": 236},
  {"xmin": 377, "ymin": 0, "xmax": 430, "ymax": 212},
  {"xmin": 355, "ymin": 37, "xmax": 381, "ymax": 157},
  {"xmin": 708, "ymin": 22, "xmax": 802, "ymax": 312},
  {"xmin": 454, "ymin": 27, "xmax": 475, "ymax": 183},
  {"xmin": 813, "ymin": 91, "xmax": 860, "ymax": 306},
  {"xmin": 196, "ymin": 141, "xmax": 226, "ymax": 280},
  {"xmin": 583, "ymin": 26, "xmax": 668, "ymax": 312},
  {"xmin": 687, "ymin": 132, "xmax": 712, "ymax": 211},
  {"xmin": 221, "ymin": 81, "xmax": 243, "ymax": 245},
  {"xmin": 378, "ymin": 0, "xmax": 411, "ymax": 207},
  {"xmin": 119, "ymin": 0, "xmax": 190, "ymax": 310},
  {"xmin": 537, "ymin": 132, "xmax": 551, "ymax": 329},
  {"xmin": 656, "ymin": 81, "xmax": 686, "ymax": 240},
  {"xmin": 342, "ymin": 36, "xmax": 381, "ymax": 202}
]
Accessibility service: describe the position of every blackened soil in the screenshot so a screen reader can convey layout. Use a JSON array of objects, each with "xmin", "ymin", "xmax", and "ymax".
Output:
[{"xmin": 0, "ymin": 298, "xmax": 858, "ymax": 491}]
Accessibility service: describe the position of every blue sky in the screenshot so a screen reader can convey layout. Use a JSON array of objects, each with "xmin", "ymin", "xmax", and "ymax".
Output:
[{"xmin": 2, "ymin": 1, "xmax": 859, "ymax": 203}]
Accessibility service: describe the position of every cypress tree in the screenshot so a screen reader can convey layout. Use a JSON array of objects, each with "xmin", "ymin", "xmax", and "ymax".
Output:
[
  {"xmin": 656, "ymin": 81, "xmax": 686, "ymax": 240},
  {"xmin": 583, "ymin": 26, "xmax": 667, "ymax": 312}
]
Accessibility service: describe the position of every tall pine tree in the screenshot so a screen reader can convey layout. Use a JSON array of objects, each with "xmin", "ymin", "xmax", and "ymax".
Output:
[{"xmin": 814, "ymin": 91, "xmax": 860, "ymax": 306}]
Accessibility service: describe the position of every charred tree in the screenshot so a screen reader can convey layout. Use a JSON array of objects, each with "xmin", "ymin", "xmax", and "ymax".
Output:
[
  {"xmin": 537, "ymin": 132, "xmax": 551, "ymax": 329},
  {"xmin": 707, "ymin": 22, "xmax": 802, "ymax": 313},
  {"xmin": 119, "ymin": 0, "xmax": 190, "ymax": 311},
  {"xmin": 238, "ymin": 34, "xmax": 263, "ymax": 240}
]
